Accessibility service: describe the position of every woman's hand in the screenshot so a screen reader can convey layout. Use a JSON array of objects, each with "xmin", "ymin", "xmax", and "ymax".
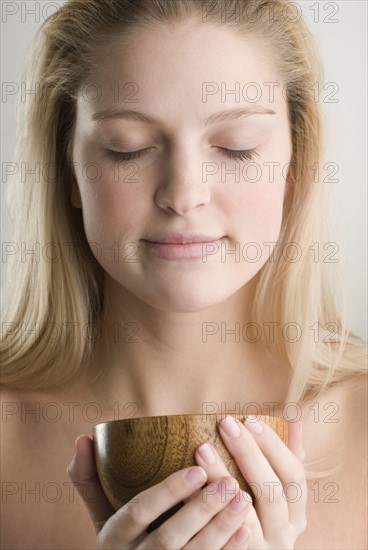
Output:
[
  {"xmin": 67, "ymin": 434, "xmax": 253, "ymax": 549},
  {"xmin": 191, "ymin": 416, "xmax": 307, "ymax": 549}
]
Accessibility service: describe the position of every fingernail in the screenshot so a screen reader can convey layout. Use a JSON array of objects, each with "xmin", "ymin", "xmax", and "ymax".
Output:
[
  {"xmin": 228, "ymin": 491, "xmax": 251, "ymax": 513},
  {"xmin": 220, "ymin": 416, "xmax": 241, "ymax": 438},
  {"xmin": 185, "ymin": 467, "xmax": 207, "ymax": 486},
  {"xmin": 244, "ymin": 415, "xmax": 263, "ymax": 434},
  {"xmin": 66, "ymin": 457, "xmax": 75, "ymax": 477},
  {"xmin": 66, "ymin": 435, "xmax": 82, "ymax": 476},
  {"xmin": 197, "ymin": 443, "xmax": 216, "ymax": 465},
  {"xmin": 66, "ymin": 451, "xmax": 77, "ymax": 476},
  {"xmin": 234, "ymin": 524, "xmax": 251, "ymax": 544}
]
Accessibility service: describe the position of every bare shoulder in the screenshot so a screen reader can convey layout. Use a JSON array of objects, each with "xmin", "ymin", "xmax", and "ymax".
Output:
[
  {"xmin": 309, "ymin": 372, "xmax": 367, "ymax": 466},
  {"xmin": 297, "ymin": 373, "xmax": 367, "ymax": 549},
  {"xmin": 0, "ymin": 385, "xmax": 96, "ymax": 549}
]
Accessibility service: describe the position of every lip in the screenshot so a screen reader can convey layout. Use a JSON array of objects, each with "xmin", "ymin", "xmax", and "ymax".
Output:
[
  {"xmin": 143, "ymin": 233, "xmax": 225, "ymax": 244},
  {"xmin": 141, "ymin": 234, "xmax": 226, "ymax": 261}
]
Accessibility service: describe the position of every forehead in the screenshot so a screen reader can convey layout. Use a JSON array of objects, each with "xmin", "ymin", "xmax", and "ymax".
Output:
[{"xmin": 77, "ymin": 20, "xmax": 286, "ymax": 125}]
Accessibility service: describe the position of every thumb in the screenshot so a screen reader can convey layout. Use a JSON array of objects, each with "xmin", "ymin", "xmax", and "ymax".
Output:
[
  {"xmin": 287, "ymin": 420, "xmax": 305, "ymax": 463},
  {"xmin": 67, "ymin": 434, "xmax": 115, "ymax": 533}
]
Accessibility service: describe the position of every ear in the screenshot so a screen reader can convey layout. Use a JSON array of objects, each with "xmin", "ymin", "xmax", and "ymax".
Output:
[{"xmin": 70, "ymin": 177, "xmax": 82, "ymax": 209}]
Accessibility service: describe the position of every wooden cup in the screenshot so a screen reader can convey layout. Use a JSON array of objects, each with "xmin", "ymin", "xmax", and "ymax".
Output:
[{"xmin": 93, "ymin": 413, "xmax": 287, "ymax": 532}]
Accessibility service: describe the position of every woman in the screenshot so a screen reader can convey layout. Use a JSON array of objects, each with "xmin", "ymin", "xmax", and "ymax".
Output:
[{"xmin": 1, "ymin": 0, "xmax": 367, "ymax": 548}]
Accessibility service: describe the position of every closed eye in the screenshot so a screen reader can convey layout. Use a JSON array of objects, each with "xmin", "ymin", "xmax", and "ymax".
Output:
[
  {"xmin": 105, "ymin": 147, "xmax": 259, "ymax": 163},
  {"xmin": 217, "ymin": 147, "xmax": 259, "ymax": 162},
  {"xmin": 106, "ymin": 149, "xmax": 151, "ymax": 162}
]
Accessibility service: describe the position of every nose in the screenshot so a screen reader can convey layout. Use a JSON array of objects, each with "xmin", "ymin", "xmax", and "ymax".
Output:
[{"xmin": 154, "ymin": 145, "xmax": 211, "ymax": 215}]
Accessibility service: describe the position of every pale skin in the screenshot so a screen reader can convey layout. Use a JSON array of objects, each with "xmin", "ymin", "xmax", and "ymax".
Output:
[{"xmin": 1, "ymin": 19, "xmax": 367, "ymax": 550}]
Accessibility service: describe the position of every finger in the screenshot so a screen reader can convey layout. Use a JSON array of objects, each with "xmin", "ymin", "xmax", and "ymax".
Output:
[
  {"xmin": 183, "ymin": 486, "xmax": 202, "ymax": 504},
  {"xmin": 184, "ymin": 496, "xmax": 264, "ymax": 550},
  {"xmin": 242, "ymin": 416, "xmax": 307, "ymax": 532},
  {"xmin": 218, "ymin": 416, "xmax": 289, "ymax": 541},
  {"xmin": 194, "ymin": 442, "xmax": 230, "ymax": 477},
  {"xmin": 66, "ymin": 434, "xmax": 115, "ymax": 533},
  {"xmin": 193, "ymin": 441, "xmax": 265, "ymax": 543},
  {"xmin": 184, "ymin": 489, "xmax": 252, "ymax": 550},
  {"xmin": 141, "ymin": 476, "xmax": 239, "ymax": 550},
  {"xmin": 111, "ymin": 465, "xmax": 208, "ymax": 544},
  {"xmin": 231, "ymin": 504, "xmax": 264, "ymax": 548},
  {"xmin": 223, "ymin": 523, "xmax": 252, "ymax": 549}
]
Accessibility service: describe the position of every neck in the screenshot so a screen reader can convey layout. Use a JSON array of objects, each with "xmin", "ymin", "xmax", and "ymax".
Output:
[{"xmin": 84, "ymin": 274, "xmax": 289, "ymax": 417}]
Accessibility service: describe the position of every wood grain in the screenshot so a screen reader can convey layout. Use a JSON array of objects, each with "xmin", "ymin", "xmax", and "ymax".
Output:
[{"xmin": 93, "ymin": 413, "xmax": 287, "ymax": 532}]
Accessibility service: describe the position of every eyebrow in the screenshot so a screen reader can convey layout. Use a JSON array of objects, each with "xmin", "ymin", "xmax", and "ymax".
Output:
[{"xmin": 92, "ymin": 106, "xmax": 276, "ymax": 125}]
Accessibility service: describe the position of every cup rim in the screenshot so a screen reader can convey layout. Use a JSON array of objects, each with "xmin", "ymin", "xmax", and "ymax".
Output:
[{"xmin": 93, "ymin": 412, "xmax": 285, "ymax": 431}]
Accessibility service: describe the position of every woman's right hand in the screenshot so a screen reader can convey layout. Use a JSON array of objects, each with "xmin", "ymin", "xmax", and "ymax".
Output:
[{"xmin": 67, "ymin": 434, "xmax": 252, "ymax": 549}]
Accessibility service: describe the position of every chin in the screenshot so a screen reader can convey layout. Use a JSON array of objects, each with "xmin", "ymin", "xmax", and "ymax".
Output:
[{"xmin": 135, "ymin": 283, "xmax": 238, "ymax": 313}]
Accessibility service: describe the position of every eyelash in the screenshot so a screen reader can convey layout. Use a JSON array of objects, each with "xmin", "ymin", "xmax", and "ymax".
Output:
[
  {"xmin": 221, "ymin": 148, "xmax": 258, "ymax": 162},
  {"xmin": 107, "ymin": 149, "xmax": 149, "ymax": 162},
  {"xmin": 106, "ymin": 147, "xmax": 259, "ymax": 163}
]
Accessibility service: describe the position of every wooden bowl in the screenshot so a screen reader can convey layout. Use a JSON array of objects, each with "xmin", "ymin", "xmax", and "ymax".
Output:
[{"xmin": 93, "ymin": 413, "xmax": 287, "ymax": 532}]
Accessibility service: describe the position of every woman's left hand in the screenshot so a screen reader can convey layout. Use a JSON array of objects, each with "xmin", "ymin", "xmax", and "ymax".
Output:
[{"xmin": 188, "ymin": 416, "xmax": 307, "ymax": 549}]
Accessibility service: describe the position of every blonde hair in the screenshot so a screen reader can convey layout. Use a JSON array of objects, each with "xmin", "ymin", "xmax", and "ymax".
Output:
[{"xmin": 1, "ymin": 0, "xmax": 366, "ymax": 459}]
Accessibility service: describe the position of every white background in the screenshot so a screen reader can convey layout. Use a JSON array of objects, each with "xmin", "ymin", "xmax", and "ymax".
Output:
[{"xmin": 1, "ymin": 1, "xmax": 367, "ymax": 340}]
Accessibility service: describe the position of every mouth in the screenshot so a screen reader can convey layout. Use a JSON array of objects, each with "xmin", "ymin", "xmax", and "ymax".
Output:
[
  {"xmin": 142, "ymin": 233, "xmax": 225, "ymax": 245},
  {"xmin": 140, "ymin": 236, "xmax": 227, "ymax": 261}
]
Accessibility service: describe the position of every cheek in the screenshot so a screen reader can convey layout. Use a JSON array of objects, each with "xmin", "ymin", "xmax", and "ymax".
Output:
[
  {"xmin": 223, "ymin": 159, "xmax": 287, "ymax": 242},
  {"xmin": 74, "ymin": 151, "xmax": 145, "ymax": 243},
  {"xmin": 82, "ymin": 184, "xmax": 141, "ymax": 244}
]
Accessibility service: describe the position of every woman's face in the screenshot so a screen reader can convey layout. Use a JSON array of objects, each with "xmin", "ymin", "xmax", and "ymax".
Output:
[{"xmin": 71, "ymin": 20, "xmax": 292, "ymax": 312}]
